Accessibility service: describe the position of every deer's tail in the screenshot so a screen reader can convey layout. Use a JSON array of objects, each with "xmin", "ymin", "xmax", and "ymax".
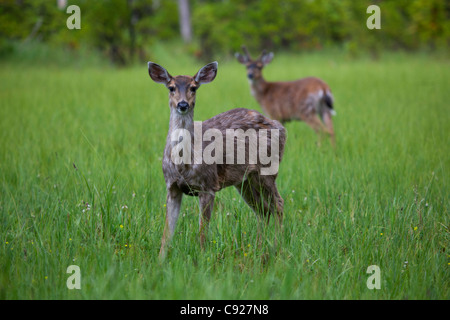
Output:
[{"xmin": 323, "ymin": 89, "xmax": 336, "ymax": 116}]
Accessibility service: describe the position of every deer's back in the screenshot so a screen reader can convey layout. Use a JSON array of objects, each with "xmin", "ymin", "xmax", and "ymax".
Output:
[
  {"xmin": 203, "ymin": 108, "xmax": 284, "ymax": 133},
  {"xmin": 259, "ymin": 77, "xmax": 330, "ymax": 121},
  {"xmin": 203, "ymin": 108, "xmax": 286, "ymax": 187}
]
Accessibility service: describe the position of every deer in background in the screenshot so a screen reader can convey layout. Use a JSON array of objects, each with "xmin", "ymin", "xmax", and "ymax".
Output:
[
  {"xmin": 235, "ymin": 46, "xmax": 336, "ymax": 147},
  {"xmin": 148, "ymin": 61, "xmax": 286, "ymax": 259}
]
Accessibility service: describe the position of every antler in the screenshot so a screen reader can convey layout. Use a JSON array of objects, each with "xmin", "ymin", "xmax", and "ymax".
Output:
[
  {"xmin": 241, "ymin": 45, "xmax": 252, "ymax": 60},
  {"xmin": 257, "ymin": 49, "xmax": 267, "ymax": 61}
]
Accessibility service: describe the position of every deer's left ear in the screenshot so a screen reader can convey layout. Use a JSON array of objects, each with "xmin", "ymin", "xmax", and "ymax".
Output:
[
  {"xmin": 194, "ymin": 61, "xmax": 218, "ymax": 85},
  {"xmin": 261, "ymin": 52, "xmax": 274, "ymax": 66},
  {"xmin": 148, "ymin": 62, "xmax": 172, "ymax": 84},
  {"xmin": 235, "ymin": 53, "xmax": 248, "ymax": 64}
]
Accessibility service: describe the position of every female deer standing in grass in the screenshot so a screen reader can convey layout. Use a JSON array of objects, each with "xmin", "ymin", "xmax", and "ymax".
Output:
[{"xmin": 148, "ymin": 61, "xmax": 286, "ymax": 259}]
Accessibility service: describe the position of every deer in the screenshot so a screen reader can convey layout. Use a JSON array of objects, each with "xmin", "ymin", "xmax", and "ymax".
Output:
[
  {"xmin": 147, "ymin": 60, "xmax": 286, "ymax": 259},
  {"xmin": 235, "ymin": 46, "xmax": 336, "ymax": 147}
]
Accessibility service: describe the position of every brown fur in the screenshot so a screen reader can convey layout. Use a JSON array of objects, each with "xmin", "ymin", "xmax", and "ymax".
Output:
[
  {"xmin": 148, "ymin": 61, "xmax": 286, "ymax": 259},
  {"xmin": 236, "ymin": 46, "xmax": 336, "ymax": 146}
]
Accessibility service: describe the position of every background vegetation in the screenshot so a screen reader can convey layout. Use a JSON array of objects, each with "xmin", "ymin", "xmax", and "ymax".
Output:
[
  {"xmin": 0, "ymin": 0, "xmax": 449, "ymax": 63},
  {"xmin": 0, "ymin": 1, "xmax": 448, "ymax": 300}
]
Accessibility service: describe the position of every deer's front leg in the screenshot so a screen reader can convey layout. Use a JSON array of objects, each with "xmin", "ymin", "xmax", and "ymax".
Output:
[
  {"xmin": 159, "ymin": 186, "xmax": 183, "ymax": 260},
  {"xmin": 198, "ymin": 192, "xmax": 215, "ymax": 248}
]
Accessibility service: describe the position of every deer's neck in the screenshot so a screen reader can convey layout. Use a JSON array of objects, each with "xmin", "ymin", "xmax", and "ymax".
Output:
[
  {"xmin": 168, "ymin": 109, "xmax": 194, "ymax": 134},
  {"xmin": 249, "ymin": 77, "xmax": 269, "ymax": 100},
  {"xmin": 166, "ymin": 108, "xmax": 195, "ymax": 159}
]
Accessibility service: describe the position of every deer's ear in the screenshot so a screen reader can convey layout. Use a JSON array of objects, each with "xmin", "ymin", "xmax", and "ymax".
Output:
[
  {"xmin": 235, "ymin": 53, "xmax": 248, "ymax": 64},
  {"xmin": 261, "ymin": 52, "xmax": 274, "ymax": 66},
  {"xmin": 148, "ymin": 62, "xmax": 172, "ymax": 84},
  {"xmin": 194, "ymin": 61, "xmax": 218, "ymax": 85}
]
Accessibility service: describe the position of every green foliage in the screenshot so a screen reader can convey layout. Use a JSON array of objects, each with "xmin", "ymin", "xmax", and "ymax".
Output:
[
  {"xmin": 192, "ymin": 0, "xmax": 449, "ymax": 59},
  {"xmin": 0, "ymin": 0, "xmax": 180, "ymax": 64},
  {"xmin": 0, "ymin": 0, "xmax": 448, "ymax": 64},
  {"xmin": 78, "ymin": 0, "xmax": 179, "ymax": 64},
  {"xmin": 0, "ymin": 0, "xmax": 64, "ymax": 40}
]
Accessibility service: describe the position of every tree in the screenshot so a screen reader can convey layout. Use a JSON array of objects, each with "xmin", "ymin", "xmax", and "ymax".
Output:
[{"xmin": 178, "ymin": 0, "xmax": 192, "ymax": 43}]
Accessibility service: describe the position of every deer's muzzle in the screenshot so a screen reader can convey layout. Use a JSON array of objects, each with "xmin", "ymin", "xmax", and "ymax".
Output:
[{"xmin": 177, "ymin": 101, "xmax": 189, "ymax": 114}]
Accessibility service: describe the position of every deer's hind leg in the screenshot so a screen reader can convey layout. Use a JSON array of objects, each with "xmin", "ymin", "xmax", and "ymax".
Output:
[
  {"xmin": 199, "ymin": 192, "xmax": 215, "ymax": 248},
  {"xmin": 320, "ymin": 110, "xmax": 335, "ymax": 148},
  {"xmin": 235, "ymin": 174, "xmax": 284, "ymax": 247},
  {"xmin": 298, "ymin": 98, "xmax": 333, "ymax": 146},
  {"xmin": 235, "ymin": 174, "xmax": 283, "ymax": 222},
  {"xmin": 300, "ymin": 113, "xmax": 328, "ymax": 145}
]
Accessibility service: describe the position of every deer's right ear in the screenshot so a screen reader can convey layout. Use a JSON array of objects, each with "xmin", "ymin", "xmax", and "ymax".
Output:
[
  {"xmin": 235, "ymin": 53, "xmax": 248, "ymax": 64},
  {"xmin": 194, "ymin": 61, "xmax": 218, "ymax": 85},
  {"xmin": 261, "ymin": 52, "xmax": 274, "ymax": 66},
  {"xmin": 148, "ymin": 62, "xmax": 172, "ymax": 84}
]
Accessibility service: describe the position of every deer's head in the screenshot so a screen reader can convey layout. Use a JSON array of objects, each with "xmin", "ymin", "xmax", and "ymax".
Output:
[
  {"xmin": 235, "ymin": 46, "xmax": 273, "ymax": 82},
  {"xmin": 148, "ymin": 61, "xmax": 218, "ymax": 115}
]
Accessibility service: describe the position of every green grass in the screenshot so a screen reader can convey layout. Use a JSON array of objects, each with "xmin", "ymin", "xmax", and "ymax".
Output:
[{"xmin": 0, "ymin": 46, "xmax": 449, "ymax": 299}]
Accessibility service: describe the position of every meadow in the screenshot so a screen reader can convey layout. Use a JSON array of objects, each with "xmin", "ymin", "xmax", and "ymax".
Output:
[{"xmin": 0, "ymin": 45, "xmax": 448, "ymax": 299}]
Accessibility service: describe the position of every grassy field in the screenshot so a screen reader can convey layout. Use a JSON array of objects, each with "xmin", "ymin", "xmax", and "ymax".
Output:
[{"xmin": 0, "ymin": 46, "xmax": 449, "ymax": 299}]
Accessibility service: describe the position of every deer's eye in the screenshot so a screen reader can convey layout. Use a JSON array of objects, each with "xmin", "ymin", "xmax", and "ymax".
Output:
[
  {"xmin": 169, "ymin": 86, "xmax": 175, "ymax": 93},
  {"xmin": 190, "ymin": 86, "xmax": 197, "ymax": 93}
]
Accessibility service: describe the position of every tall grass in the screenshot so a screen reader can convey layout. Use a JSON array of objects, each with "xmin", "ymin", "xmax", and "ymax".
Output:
[{"xmin": 0, "ymin": 45, "xmax": 448, "ymax": 299}]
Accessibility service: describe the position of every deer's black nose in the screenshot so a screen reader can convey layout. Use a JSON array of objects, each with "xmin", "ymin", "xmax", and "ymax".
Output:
[{"xmin": 177, "ymin": 101, "xmax": 189, "ymax": 113}]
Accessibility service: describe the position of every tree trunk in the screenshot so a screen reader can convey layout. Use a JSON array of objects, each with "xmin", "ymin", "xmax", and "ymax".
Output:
[
  {"xmin": 178, "ymin": 0, "xmax": 192, "ymax": 43},
  {"xmin": 128, "ymin": 0, "xmax": 137, "ymax": 60}
]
